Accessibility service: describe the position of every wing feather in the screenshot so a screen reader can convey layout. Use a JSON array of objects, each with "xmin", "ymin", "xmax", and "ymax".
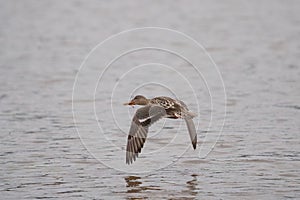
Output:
[
  {"xmin": 126, "ymin": 105, "xmax": 166, "ymax": 164},
  {"xmin": 184, "ymin": 117, "xmax": 197, "ymax": 149}
]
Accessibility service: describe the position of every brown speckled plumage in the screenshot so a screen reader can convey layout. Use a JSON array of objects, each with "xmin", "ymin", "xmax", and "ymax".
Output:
[{"xmin": 124, "ymin": 95, "xmax": 197, "ymax": 164}]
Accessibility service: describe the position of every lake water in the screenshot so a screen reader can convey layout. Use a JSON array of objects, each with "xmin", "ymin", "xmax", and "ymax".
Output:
[{"xmin": 1, "ymin": 1, "xmax": 299, "ymax": 199}]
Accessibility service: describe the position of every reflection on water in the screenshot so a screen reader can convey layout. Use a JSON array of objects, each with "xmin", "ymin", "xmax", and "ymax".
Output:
[
  {"xmin": 125, "ymin": 176, "xmax": 143, "ymax": 192},
  {"xmin": 185, "ymin": 174, "xmax": 198, "ymax": 197},
  {"xmin": 125, "ymin": 176, "xmax": 161, "ymax": 199},
  {"xmin": 124, "ymin": 174, "xmax": 200, "ymax": 199}
]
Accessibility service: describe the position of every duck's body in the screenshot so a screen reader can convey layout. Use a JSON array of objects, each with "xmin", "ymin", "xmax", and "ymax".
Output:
[
  {"xmin": 150, "ymin": 96, "xmax": 196, "ymax": 118},
  {"xmin": 124, "ymin": 95, "xmax": 197, "ymax": 164}
]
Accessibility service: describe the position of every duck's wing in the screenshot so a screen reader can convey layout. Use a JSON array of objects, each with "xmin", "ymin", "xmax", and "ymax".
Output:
[
  {"xmin": 126, "ymin": 105, "xmax": 166, "ymax": 164},
  {"xmin": 184, "ymin": 117, "xmax": 197, "ymax": 149}
]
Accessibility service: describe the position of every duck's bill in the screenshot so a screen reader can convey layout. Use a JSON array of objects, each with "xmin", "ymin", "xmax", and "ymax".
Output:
[{"xmin": 123, "ymin": 101, "xmax": 135, "ymax": 106}]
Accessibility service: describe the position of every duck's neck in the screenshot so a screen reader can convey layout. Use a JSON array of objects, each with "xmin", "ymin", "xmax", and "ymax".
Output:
[{"xmin": 140, "ymin": 98, "xmax": 150, "ymax": 105}]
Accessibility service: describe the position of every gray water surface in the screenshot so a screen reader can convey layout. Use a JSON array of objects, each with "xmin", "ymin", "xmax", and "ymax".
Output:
[{"xmin": 1, "ymin": 1, "xmax": 300, "ymax": 199}]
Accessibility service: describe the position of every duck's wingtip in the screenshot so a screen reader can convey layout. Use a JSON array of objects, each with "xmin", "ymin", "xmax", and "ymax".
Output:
[
  {"xmin": 192, "ymin": 142, "xmax": 197, "ymax": 150},
  {"xmin": 126, "ymin": 158, "xmax": 132, "ymax": 165}
]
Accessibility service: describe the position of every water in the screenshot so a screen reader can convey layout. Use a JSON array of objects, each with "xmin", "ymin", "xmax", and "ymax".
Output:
[{"xmin": 1, "ymin": 0, "xmax": 300, "ymax": 199}]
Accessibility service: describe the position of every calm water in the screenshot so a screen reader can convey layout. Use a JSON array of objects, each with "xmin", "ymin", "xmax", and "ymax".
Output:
[{"xmin": 1, "ymin": 1, "xmax": 300, "ymax": 199}]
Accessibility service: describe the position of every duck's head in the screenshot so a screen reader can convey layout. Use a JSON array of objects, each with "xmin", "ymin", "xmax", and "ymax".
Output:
[{"xmin": 123, "ymin": 95, "xmax": 149, "ymax": 106}]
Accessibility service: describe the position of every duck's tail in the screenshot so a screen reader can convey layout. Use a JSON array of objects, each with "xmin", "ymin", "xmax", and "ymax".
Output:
[{"xmin": 186, "ymin": 111, "xmax": 197, "ymax": 118}]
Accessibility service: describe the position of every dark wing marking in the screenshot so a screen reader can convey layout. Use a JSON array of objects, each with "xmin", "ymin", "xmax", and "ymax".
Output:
[
  {"xmin": 126, "ymin": 105, "xmax": 166, "ymax": 164},
  {"xmin": 184, "ymin": 117, "xmax": 197, "ymax": 149}
]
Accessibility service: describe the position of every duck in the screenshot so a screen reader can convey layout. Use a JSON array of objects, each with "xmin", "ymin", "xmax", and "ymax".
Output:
[{"xmin": 123, "ymin": 95, "xmax": 197, "ymax": 164}]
